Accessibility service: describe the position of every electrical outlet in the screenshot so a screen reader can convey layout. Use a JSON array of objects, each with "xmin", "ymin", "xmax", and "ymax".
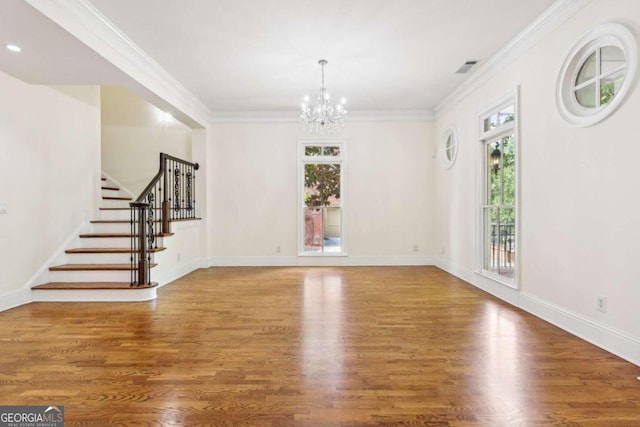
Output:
[
  {"xmin": 276, "ymin": 245, "xmax": 281, "ymax": 254},
  {"xmin": 596, "ymin": 296, "xmax": 607, "ymax": 313},
  {"xmin": 0, "ymin": 202, "xmax": 8, "ymax": 214},
  {"xmin": 412, "ymin": 244, "xmax": 419, "ymax": 252},
  {"xmin": 441, "ymin": 247, "xmax": 445, "ymax": 255}
]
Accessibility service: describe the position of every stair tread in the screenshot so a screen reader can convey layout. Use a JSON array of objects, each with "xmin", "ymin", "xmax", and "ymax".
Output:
[
  {"xmin": 101, "ymin": 186, "xmax": 119, "ymax": 191},
  {"xmin": 79, "ymin": 233, "xmax": 174, "ymax": 238},
  {"xmin": 66, "ymin": 247, "xmax": 166, "ymax": 254},
  {"xmin": 100, "ymin": 208, "xmax": 162, "ymax": 211},
  {"xmin": 33, "ymin": 282, "xmax": 157, "ymax": 290},
  {"xmin": 99, "ymin": 207, "xmax": 197, "ymax": 210},
  {"xmin": 102, "ymin": 196, "xmax": 132, "ymax": 200},
  {"xmin": 91, "ymin": 219, "xmax": 199, "ymax": 223},
  {"xmin": 91, "ymin": 220, "xmax": 161, "ymax": 223},
  {"xmin": 49, "ymin": 263, "xmax": 158, "ymax": 271}
]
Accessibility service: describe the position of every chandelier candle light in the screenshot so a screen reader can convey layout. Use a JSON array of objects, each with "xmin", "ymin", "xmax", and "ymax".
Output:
[{"xmin": 300, "ymin": 59, "xmax": 348, "ymax": 133}]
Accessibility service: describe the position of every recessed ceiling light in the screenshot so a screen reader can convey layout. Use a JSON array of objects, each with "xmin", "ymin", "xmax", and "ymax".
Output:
[{"xmin": 6, "ymin": 44, "xmax": 22, "ymax": 53}]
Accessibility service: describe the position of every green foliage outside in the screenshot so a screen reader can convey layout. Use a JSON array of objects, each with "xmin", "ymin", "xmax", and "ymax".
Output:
[
  {"xmin": 305, "ymin": 163, "xmax": 341, "ymax": 207},
  {"xmin": 600, "ymin": 80, "xmax": 616, "ymax": 106},
  {"xmin": 489, "ymin": 134, "xmax": 515, "ymax": 225}
]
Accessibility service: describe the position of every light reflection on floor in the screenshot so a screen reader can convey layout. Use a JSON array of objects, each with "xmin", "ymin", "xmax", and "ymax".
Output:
[
  {"xmin": 474, "ymin": 301, "xmax": 539, "ymax": 423},
  {"xmin": 302, "ymin": 270, "xmax": 344, "ymax": 389}
]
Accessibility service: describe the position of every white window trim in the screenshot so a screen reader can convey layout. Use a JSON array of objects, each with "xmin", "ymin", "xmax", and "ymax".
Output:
[
  {"xmin": 475, "ymin": 88, "xmax": 520, "ymax": 289},
  {"xmin": 297, "ymin": 139, "xmax": 347, "ymax": 257},
  {"xmin": 556, "ymin": 23, "xmax": 637, "ymax": 127},
  {"xmin": 440, "ymin": 125, "xmax": 459, "ymax": 170}
]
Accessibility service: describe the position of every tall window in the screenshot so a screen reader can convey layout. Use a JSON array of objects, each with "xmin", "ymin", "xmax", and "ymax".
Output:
[
  {"xmin": 299, "ymin": 142, "xmax": 345, "ymax": 255},
  {"xmin": 480, "ymin": 97, "xmax": 517, "ymax": 285}
]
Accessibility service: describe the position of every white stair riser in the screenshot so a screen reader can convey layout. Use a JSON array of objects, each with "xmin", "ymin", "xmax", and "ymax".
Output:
[
  {"xmin": 79, "ymin": 237, "xmax": 130, "ymax": 248},
  {"xmin": 49, "ymin": 270, "xmax": 135, "ymax": 282},
  {"xmin": 95, "ymin": 210, "xmax": 131, "ymax": 221},
  {"xmin": 91, "ymin": 223, "xmax": 134, "ymax": 234},
  {"xmin": 95, "ymin": 209, "xmax": 164, "ymax": 221},
  {"xmin": 65, "ymin": 253, "xmax": 158, "ymax": 264},
  {"xmin": 32, "ymin": 287, "xmax": 157, "ymax": 302},
  {"xmin": 101, "ymin": 188, "xmax": 122, "ymax": 197},
  {"xmin": 79, "ymin": 237, "xmax": 167, "ymax": 248},
  {"xmin": 101, "ymin": 199, "xmax": 132, "ymax": 209}
]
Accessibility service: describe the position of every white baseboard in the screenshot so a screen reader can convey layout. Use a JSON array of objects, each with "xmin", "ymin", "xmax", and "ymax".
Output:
[
  {"xmin": 0, "ymin": 288, "xmax": 31, "ymax": 312},
  {"xmin": 435, "ymin": 257, "xmax": 640, "ymax": 367},
  {"xmin": 435, "ymin": 257, "xmax": 519, "ymax": 306},
  {"xmin": 519, "ymin": 292, "xmax": 640, "ymax": 367},
  {"xmin": 31, "ymin": 287, "xmax": 157, "ymax": 302},
  {"xmin": 154, "ymin": 258, "xmax": 204, "ymax": 288},
  {"xmin": 208, "ymin": 256, "xmax": 436, "ymax": 267}
]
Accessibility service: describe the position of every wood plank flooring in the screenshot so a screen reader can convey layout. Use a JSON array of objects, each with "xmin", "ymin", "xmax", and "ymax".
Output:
[{"xmin": 0, "ymin": 266, "xmax": 638, "ymax": 426}]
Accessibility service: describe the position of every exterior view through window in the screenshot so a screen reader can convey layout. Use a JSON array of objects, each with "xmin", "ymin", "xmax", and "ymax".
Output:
[
  {"xmin": 480, "ymin": 100, "xmax": 517, "ymax": 284},
  {"xmin": 300, "ymin": 144, "xmax": 344, "ymax": 254}
]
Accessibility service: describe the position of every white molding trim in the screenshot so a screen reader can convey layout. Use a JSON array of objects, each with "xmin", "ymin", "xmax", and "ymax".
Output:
[
  {"xmin": 154, "ymin": 258, "xmax": 204, "ymax": 288},
  {"xmin": 210, "ymin": 110, "xmax": 434, "ymax": 123},
  {"xmin": 209, "ymin": 256, "xmax": 436, "ymax": 267},
  {"xmin": 100, "ymin": 171, "xmax": 136, "ymax": 199},
  {"xmin": 31, "ymin": 287, "xmax": 157, "ymax": 302},
  {"xmin": 519, "ymin": 292, "xmax": 640, "ymax": 366},
  {"xmin": 0, "ymin": 288, "xmax": 31, "ymax": 313},
  {"xmin": 435, "ymin": 257, "xmax": 640, "ymax": 366},
  {"xmin": 435, "ymin": 257, "xmax": 519, "ymax": 306},
  {"xmin": 435, "ymin": 0, "xmax": 592, "ymax": 117},
  {"xmin": 24, "ymin": 0, "xmax": 211, "ymax": 128}
]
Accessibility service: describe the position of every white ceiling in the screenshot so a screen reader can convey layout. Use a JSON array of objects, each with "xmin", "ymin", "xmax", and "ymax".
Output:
[{"xmin": 0, "ymin": 0, "xmax": 558, "ymax": 118}]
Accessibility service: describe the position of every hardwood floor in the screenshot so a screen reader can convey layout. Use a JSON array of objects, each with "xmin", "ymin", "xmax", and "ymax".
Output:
[{"xmin": 0, "ymin": 266, "xmax": 638, "ymax": 426}]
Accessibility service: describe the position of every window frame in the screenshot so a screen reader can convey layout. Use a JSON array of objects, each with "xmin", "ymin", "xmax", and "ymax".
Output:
[
  {"xmin": 556, "ymin": 23, "xmax": 637, "ymax": 127},
  {"xmin": 297, "ymin": 139, "xmax": 347, "ymax": 257},
  {"xmin": 476, "ymin": 89, "xmax": 520, "ymax": 289}
]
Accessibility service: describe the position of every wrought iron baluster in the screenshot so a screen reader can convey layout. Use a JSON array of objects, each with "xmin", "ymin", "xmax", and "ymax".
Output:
[
  {"xmin": 130, "ymin": 153, "xmax": 200, "ymax": 286},
  {"xmin": 186, "ymin": 169, "xmax": 193, "ymax": 214},
  {"xmin": 130, "ymin": 207, "xmax": 135, "ymax": 286},
  {"xmin": 174, "ymin": 164, "xmax": 181, "ymax": 216},
  {"xmin": 193, "ymin": 167, "xmax": 197, "ymax": 218}
]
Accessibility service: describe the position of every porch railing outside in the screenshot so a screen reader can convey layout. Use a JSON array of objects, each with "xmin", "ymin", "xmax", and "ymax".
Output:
[{"xmin": 488, "ymin": 223, "xmax": 515, "ymax": 278}]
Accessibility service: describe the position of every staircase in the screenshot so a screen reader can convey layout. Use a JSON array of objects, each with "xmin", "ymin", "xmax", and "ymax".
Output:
[{"xmin": 31, "ymin": 177, "xmax": 171, "ymax": 302}]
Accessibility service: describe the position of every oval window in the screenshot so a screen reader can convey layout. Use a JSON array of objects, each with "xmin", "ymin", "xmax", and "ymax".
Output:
[
  {"xmin": 556, "ymin": 23, "xmax": 637, "ymax": 127},
  {"xmin": 440, "ymin": 126, "xmax": 458, "ymax": 170}
]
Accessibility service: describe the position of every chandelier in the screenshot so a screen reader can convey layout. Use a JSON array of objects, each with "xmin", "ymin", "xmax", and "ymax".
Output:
[{"xmin": 300, "ymin": 59, "xmax": 348, "ymax": 133}]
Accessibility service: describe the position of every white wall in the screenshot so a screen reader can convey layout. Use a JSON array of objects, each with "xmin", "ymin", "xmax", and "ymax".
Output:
[
  {"xmin": 434, "ymin": 0, "xmax": 640, "ymax": 363},
  {"xmin": 208, "ymin": 120, "xmax": 435, "ymax": 265},
  {"xmin": 0, "ymin": 71, "xmax": 100, "ymax": 306},
  {"xmin": 101, "ymin": 86, "xmax": 192, "ymax": 196}
]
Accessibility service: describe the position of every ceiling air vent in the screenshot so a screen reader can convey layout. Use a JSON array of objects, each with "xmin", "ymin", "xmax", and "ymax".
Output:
[{"xmin": 456, "ymin": 60, "xmax": 478, "ymax": 74}]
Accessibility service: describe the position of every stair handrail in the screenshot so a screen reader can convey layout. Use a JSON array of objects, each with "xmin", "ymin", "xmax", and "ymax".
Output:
[{"xmin": 129, "ymin": 153, "xmax": 200, "ymax": 286}]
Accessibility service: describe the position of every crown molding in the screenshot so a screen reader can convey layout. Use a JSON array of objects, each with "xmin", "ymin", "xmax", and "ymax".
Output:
[
  {"xmin": 209, "ymin": 109, "xmax": 434, "ymax": 123},
  {"xmin": 434, "ymin": 0, "xmax": 593, "ymax": 117},
  {"xmin": 24, "ymin": 0, "xmax": 212, "ymax": 128}
]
